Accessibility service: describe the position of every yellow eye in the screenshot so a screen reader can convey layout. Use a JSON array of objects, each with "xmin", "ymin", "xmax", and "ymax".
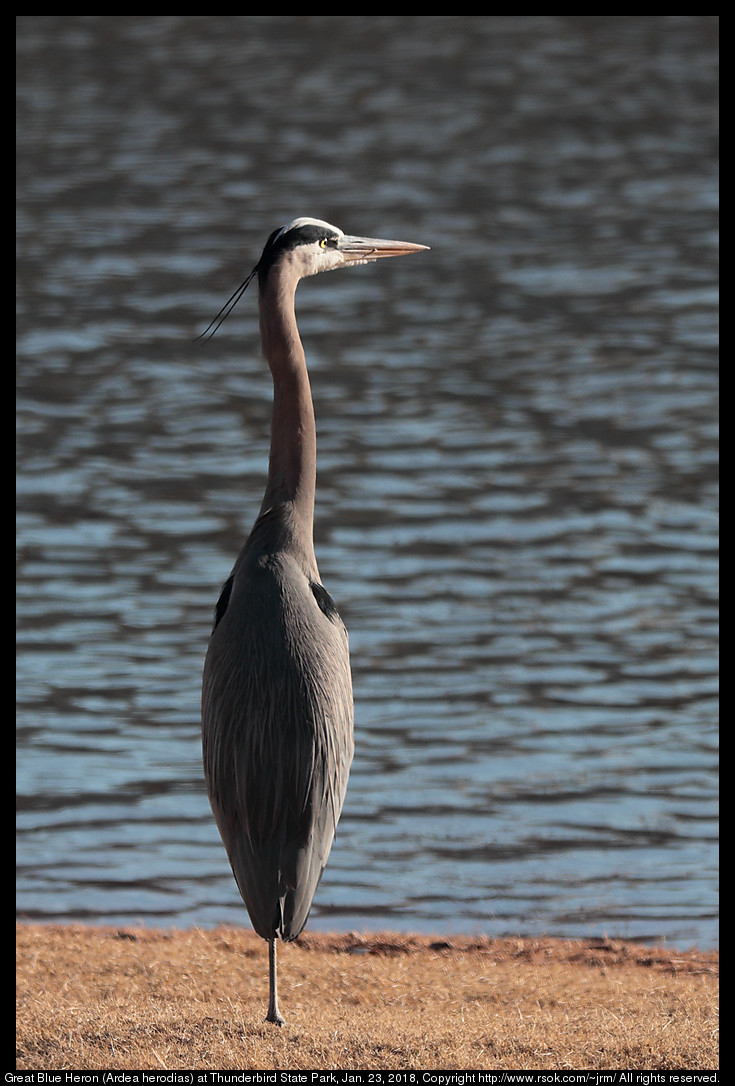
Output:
[{"xmin": 319, "ymin": 238, "xmax": 328, "ymax": 249}]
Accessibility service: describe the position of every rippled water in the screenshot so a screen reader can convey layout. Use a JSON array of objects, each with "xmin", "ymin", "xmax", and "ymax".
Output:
[{"xmin": 16, "ymin": 16, "xmax": 718, "ymax": 948}]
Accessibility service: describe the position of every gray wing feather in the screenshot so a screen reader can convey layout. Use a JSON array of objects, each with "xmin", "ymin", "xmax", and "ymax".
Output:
[{"xmin": 202, "ymin": 549, "xmax": 353, "ymax": 940}]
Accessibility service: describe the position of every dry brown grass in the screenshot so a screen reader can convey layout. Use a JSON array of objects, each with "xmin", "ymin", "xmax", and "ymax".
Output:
[{"xmin": 16, "ymin": 924, "xmax": 718, "ymax": 1071}]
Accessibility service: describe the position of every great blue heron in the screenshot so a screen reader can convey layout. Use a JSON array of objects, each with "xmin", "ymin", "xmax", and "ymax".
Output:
[{"xmin": 200, "ymin": 217, "xmax": 428, "ymax": 1025}]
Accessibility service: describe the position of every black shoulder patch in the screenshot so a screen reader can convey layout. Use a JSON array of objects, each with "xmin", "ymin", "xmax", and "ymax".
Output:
[
  {"xmin": 212, "ymin": 575, "xmax": 234, "ymax": 632},
  {"xmin": 310, "ymin": 581, "xmax": 340, "ymax": 622}
]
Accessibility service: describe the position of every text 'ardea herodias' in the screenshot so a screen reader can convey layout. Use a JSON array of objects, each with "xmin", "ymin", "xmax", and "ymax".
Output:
[{"xmin": 200, "ymin": 217, "xmax": 428, "ymax": 1025}]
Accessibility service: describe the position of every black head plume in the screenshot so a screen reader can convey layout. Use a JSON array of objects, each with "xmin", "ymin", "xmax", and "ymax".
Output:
[
  {"xmin": 195, "ymin": 264, "xmax": 259, "ymax": 341},
  {"xmin": 195, "ymin": 225, "xmax": 300, "ymax": 340}
]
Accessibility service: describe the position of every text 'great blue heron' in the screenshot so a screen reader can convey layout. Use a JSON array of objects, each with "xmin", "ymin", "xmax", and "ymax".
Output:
[{"xmin": 200, "ymin": 217, "xmax": 428, "ymax": 1024}]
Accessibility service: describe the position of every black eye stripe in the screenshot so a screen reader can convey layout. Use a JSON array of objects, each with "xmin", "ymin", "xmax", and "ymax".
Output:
[
  {"xmin": 259, "ymin": 225, "xmax": 340, "ymax": 271},
  {"xmin": 285, "ymin": 225, "xmax": 339, "ymax": 248}
]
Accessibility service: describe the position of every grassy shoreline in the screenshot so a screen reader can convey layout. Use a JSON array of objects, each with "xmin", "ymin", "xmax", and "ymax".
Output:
[{"xmin": 16, "ymin": 924, "xmax": 718, "ymax": 1072}]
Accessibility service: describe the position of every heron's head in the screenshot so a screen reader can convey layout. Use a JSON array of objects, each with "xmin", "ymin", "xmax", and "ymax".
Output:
[
  {"xmin": 256, "ymin": 217, "xmax": 429, "ymax": 284},
  {"xmin": 198, "ymin": 217, "xmax": 428, "ymax": 338}
]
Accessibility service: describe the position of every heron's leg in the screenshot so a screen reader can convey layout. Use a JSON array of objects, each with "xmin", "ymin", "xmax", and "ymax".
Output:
[{"xmin": 265, "ymin": 937, "xmax": 286, "ymax": 1025}]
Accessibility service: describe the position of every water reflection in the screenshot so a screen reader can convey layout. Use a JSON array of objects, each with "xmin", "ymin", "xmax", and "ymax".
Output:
[{"xmin": 17, "ymin": 16, "xmax": 718, "ymax": 947}]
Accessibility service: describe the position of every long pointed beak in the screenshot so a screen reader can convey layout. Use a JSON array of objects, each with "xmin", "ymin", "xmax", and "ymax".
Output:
[{"xmin": 338, "ymin": 235, "xmax": 429, "ymax": 265}]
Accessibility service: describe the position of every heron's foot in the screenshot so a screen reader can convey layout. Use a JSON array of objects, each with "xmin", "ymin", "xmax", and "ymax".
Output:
[{"xmin": 265, "ymin": 1008, "xmax": 286, "ymax": 1027}]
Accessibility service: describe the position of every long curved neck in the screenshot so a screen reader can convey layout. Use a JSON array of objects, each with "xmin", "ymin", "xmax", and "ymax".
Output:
[{"xmin": 257, "ymin": 262, "xmax": 317, "ymax": 566}]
